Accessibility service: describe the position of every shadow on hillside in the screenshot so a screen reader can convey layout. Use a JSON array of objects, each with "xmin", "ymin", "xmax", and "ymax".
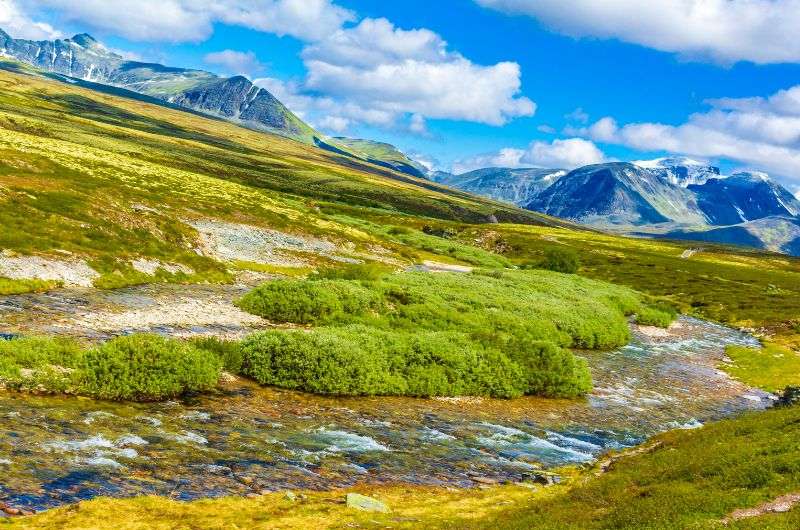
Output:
[{"xmin": 41, "ymin": 93, "xmax": 255, "ymax": 154}]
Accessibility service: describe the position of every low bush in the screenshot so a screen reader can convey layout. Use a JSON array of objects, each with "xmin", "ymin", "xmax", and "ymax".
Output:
[
  {"xmin": 236, "ymin": 279, "xmax": 380, "ymax": 324},
  {"xmin": 635, "ymin": 305, "xmax": 677, "ymax": 328},
  {"xmin": 192, "ymin": 336, "xmax": 243, "ymax": 374},
  {"xmin": 0, "ymin": 334, "xmax": 222, "ymax": 401},
  {"xmin": 503, "ymin": 337, "xmax": 592, "ymax": 398},
  {"xmin": 0, "ymin": 336, "xmax": 84, "ymax": 392},
  {"xmin": 240, "ymin": 326, "xmax": 531, "ymax": 398},
  {"xmin": 234, "ymin": 270, "xmax": 655, "ymax": 398},
  {"xmin": 315, "ymin": 263, "xmax": 390, "ymax": 281},
  {"xmin": 538, "ymin": 247, "xmax": 580, "ymax": 274},
  {"xmin": 80, "ymin": 334, "xmax": 221, "ymax": 401}
]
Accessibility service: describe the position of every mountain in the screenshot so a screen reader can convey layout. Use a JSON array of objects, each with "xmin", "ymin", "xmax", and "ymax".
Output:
[
  {"xmin": 633, "ymin": 157, "xmax": 720, "ymax": 187},
  {"xmin": 432, "ymin": 167, "xmax": 566, "ymax": 206},
  {"xmin": 0, "ymin": 30, "xmax": 319, "ymax": 143},
  {"xmin": 657, "ymin": 216, "xmax": 800, "ymax": 255},
  {"xmin": 689, "ymin": 172, "xmax": 800, "ymax": 225},
  {"xmin": 527, "ymin": 162, "xmax": 707, "ymax": 226},
  {"xmin": 329, "ymin": 138, "xmax": 428, "ymax": 178}
]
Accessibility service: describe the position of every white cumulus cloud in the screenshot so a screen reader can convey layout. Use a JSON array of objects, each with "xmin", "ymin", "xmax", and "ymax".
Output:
[
  {"xmin": 0, "ymin": 0, "xmax": 60, "ymax": 39},
  {"xmin": 302, "ymin": 18, "xmax": 535, "ymax": 126},
  {"xmin": 19, "ymin": 0, "xmax": 354, "ymax": 42},
  {"xmin": 204, "ymin": 49, "xmax": 263, "ymax": 77},
  {"xmin": 476, "ymin": 0, "xmax": 800, "ymax": 64},
  {"xmin": 574, "ymin": 84, "xmax": 800, "ymax": 186},
  {"xmin": 453, "ymin": 137, "xmax": 605, "ymax": 173}
]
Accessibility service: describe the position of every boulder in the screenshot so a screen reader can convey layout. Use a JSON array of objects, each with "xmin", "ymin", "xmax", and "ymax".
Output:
[{"xmin": 345, "ymin": 493, "xmax": 390, "ymax": 513}]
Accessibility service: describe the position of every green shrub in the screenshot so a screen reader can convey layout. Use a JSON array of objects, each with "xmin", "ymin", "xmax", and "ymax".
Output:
[
  {"xmin": 236, "ymin": 279, "xmax": 381, "ymax": 324},
  {"xmin": 192, "ymin": 336, "xmax": 243, "ymax": 374},
  {"xmin": 636, "ymin": 305, "xmax": 677, "ymax": 328},
  {"xmin": 236, "ymin": 270, "xmax": 656, "ymax": 398},
  {"xmin": 538, "ymin": 247, "xmax": 580, "ymax": 274},
  {"xmin": 80, "ymin": 334, "xmax": 221, "ymax": 401},
  {"xmin": 315, "ymin": 263, "xmax": 390, "ymax": 281},
  {"xmin": 240, "ymin": 326, "xmax": 526, "ymax": 398},
  {"xmin": 503, "ymin": 337, "xmax": 592, "ymax": 398}
]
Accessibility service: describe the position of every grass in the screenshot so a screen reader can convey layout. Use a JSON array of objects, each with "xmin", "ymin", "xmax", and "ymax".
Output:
[
  {"xmin": 0, "ymin": 277, "xmax": 59, "ymax": 295},
  {"xmin": 723, "ymin": 343, "xmax": 800, "ymax": 393},
  {"xmin": 9, "ymin": 405, "xmax": 800, "ymax": 530},
  {"xmin": 0, "ymin": 64, "xmax": 550, "ymax": 296}
]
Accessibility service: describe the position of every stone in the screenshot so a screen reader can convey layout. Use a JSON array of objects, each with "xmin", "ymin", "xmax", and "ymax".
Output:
[
  {"xmin": 345, "ymin": 493, "xmax": 390, "ymax": 513},
  {"xmin": 284, "ymin": 491, "xmax": 297, "ymax": 502},
  {"xmin": 471, "ymin": 476, "xmax": 498, "ymax": 485}
]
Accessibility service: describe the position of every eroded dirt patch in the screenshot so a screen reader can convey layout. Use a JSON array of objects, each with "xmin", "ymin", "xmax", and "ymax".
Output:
[
  {"xmin": 724, "ymin": 492, "xmax": 800, "ymax": 523},
  {"xmin": 0, "ymin": 255, "xmax": 98, "ymax": 287}
]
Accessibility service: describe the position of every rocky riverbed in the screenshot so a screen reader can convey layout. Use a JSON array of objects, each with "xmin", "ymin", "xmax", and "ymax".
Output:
[{"xmin": 0, "ymin": 287, "xmax": 772, "ymax": 514}]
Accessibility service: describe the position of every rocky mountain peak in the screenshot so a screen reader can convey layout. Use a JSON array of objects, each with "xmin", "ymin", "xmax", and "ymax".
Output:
[{"xmin": 70, "ymin": 33, "xmax": 99, "ymax": 48}]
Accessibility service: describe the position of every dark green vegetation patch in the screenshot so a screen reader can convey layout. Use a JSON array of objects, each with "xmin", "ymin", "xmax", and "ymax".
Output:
[
  {"xmin": 236, "ymin": 270, "xmax": 660, "ymax": 398},
  {"xmin": 0, "ymin": 334, "xmax": 221, "ymax": 401}
]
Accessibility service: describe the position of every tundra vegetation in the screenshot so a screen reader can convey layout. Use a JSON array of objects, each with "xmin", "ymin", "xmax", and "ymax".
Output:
[
  {"xmin": 235, "ymin": 269, "xmax": 674, "ymax": 398},
  {"xmin": 0, "ymin": 62, "xmax": 799, "ymax": 528}
]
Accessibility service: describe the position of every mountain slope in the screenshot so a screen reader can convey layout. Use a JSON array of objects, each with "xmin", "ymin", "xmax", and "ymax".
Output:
[
  {"xmin": 527, "ymin": 162, "xmax": 707, "ymax": 226},
  {"xmin": 328, "ymin": 138, "xmax": 427, "ymax": 178},
  {"xmin": 434, "ymin": 167, "xmax": 565, "ymax": 206},
  {"xmin": 0, "ymin": 30, "xmax": 319, "ymax": 143},
  {"xmin": 0, "ymin": 29, "xmax": 447, "ymax": 177},
  {"xmin": 633, "ymin": 157, "xmax": 721, "ymax": 187},
  {"xmin": 657, "ymin": 216, "xmax": 800, "ymax": 254},
  {"xmin": 689, "ymin": 172, "xmax": 800, "ymax": 225}
]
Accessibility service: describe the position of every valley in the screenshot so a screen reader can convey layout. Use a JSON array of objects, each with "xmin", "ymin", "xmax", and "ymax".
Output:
[{"xmin": 0, "ymin": 35, "xmax": 798, "ymax": 530}]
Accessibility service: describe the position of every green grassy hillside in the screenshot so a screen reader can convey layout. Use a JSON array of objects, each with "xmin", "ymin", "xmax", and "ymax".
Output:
[
  {"xmin": 0, "ymin": 61, "xmax": 561, "ymax": 291},
  {"xmin": 1, "ymin": 59, "xmax": 800, "ymax": 530}
]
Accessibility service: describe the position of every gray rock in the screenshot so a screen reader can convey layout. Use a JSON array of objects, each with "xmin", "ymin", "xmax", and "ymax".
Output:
[{"xmin": 345, "ymin": 493, "xmax": 390, "ymax": 513}]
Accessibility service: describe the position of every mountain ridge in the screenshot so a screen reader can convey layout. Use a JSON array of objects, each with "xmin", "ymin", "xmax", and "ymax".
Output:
[
  {"xmin": 0, "ymin": 30, "xmax": 317, "ymax": 143},
  {"xmin": 0, "ymin": 28, "xmax": 439, "ymax": 179}
]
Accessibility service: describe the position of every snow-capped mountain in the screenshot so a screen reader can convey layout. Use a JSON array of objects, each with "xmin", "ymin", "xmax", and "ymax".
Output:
[
  {"xmin": 526, "ymin": 162, "xmax": 707, "ymax": 226},
  {"xmin": 436, "ymin": 156, "xmax": 800, "ymax": 255},
  {"xmin": 690, "ymin": 172, "xmax": 800, "ymax": 225},
  {"xmin": 432, "ymin": 167, "xmax": 566, "ymax": 206},
  {"xmin": 633, "ymin": 157, "xmax": 721, "ymax": 187}
]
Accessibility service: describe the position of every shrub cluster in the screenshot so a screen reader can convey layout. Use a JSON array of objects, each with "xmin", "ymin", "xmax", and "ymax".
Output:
[
  {"xmin": 538, "ymin": 247, "xmax": 580, "ymax": 274},
  {"xmin": 241, "ymin": 326, "xmax": 527, "ymax": 398},
  {"xmin": 0, "ymin": 334, "xmax": 221, "ymax": 401},
  {"xmin": 236, "ymin": 279, "xmax": 380, "ymax": 325},
  {"xmin": 635, "ymin": 305, "xmax": 677, "ymax": 328},
  {"xmin": 234, "ymin": 270, "xmax": 656, "ymax": 398},
  {"xmin": 80, "ymin": 334, "xmax": 221, "ymax": 401}
]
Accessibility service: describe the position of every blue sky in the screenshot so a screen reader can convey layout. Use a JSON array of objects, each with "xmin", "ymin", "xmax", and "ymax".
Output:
[{"xmin": 4, "ymin": 0, "xmax": 800, "ymax": 193}]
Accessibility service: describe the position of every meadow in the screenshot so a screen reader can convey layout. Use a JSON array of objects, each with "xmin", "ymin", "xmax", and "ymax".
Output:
[{"xmin": 0, "ymin": 60, "xmax": 799, "ymax": 529}]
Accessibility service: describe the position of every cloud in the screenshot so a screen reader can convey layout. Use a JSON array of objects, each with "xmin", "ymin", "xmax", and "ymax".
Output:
[
  {"xmin": 255, "ymin": 18, "xmax": 534, "ymax": 132},
  {"xmin": 453, "ymin": 137, "xmax": 605, "ymax": 173},
  {"xmin": 574, "ymin": 84, "xmax": 800, "ymax": 186},
  {"xmin": 537, "ymin": 124, "xmax": 556, "ymax": 134},
  {"xmin": 11, "ymin": 1, "xmax": 534, "ymax": 134},
  {"xmin": 21, "ymin": 0, "xmax": 354, "ymax": 42},
  {"xmin": 476, "ymin": 0, "xmax": 800, "ymax": 64},
  {"xmin": 565, "ymin": 107, "xmax": 589, "ymax": 123},
  {"xmin": 301, "ymin": 18, "xmax": 535, "ymax": 126},
  {"xmin": 0, "ymin": 0, "xmax": 60, "ymax": 39},
  {"xmin": 204, "ymin": 49, "xmax": 263, "ymax": 77},
  {"xmin": 317, "ymin": 115, "xmax": 349, "ymax": 132}
]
